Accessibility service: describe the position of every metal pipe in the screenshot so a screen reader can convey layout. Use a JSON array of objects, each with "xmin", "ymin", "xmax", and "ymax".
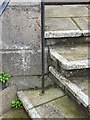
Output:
[
  {"xmin": 41, "ymin": 1, "xmax": 45, "ymax": 94},
  {"xmin": 0, "ymin": 0, "xmax": 10, "ymax": 16}
]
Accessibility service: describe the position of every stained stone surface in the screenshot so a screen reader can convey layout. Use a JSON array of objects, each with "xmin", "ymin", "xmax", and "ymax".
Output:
[
  {"xmin": 8, "ymin": 75, "xmax": 53, "ymax": 90},
  {"xmin": 2, "ymin": 5, "xmax": 41, "ymax": 50},
  {"xmin": 35, "ymin": 96, "xmax": 87, "ymax": 118},
  {"xmin": 0, "ymin": 86, "xmax": 17, "ymax": 116},
  {"xmin": 69, "ymin": 76, "xmax": 90, "ymax": 97},
  {"xmin": 52, "ymin": 44, "xmax": 88, "ymax": 61},
  {"xmin": 45, "ymin": 18, "xmax": 80, "ymax": 31},
  {"xmin": 1, "ymin": 108, "xmax": 30, "ymax": 119},
  {"xmin": 0, "ymin": 2, "xmax": 43, "ymax": 76},
  {"xmin": 24, "ymin": 87, "xmax": 65, "ymax": 107},
  {"xmin": 0, "ymin": 49, "xmax": 48, "ymax": 76},
  {"xmin": 73, "ymin": 17, "xmax": 90, "ymax": 36},
  {"xmin": 45, "ymin": 5, "xmax": 89, "ymax": 18},
  {"xmin": 17, "ymin": 87, "xmax": 88, "ymax": 119},
  {"xmin": 49, "ymin": 44, "xmax": 89, "ymax": 70}
]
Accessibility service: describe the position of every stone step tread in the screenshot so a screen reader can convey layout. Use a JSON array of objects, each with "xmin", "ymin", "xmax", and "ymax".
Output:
[
  {"xmin": 49, "ymin": 66, "xmax": 90, "ymax": 111},
  {"xmin": 45, "ymin": 5, "xmax": 89, "ymax": 38},
  {"xmin": 45, "ymin": 5, "xmax": 89, "ymax": 18},
  {"xmin": 24, "ymin": 87, "xmax": 65, "ymax": 107},
  {"xmin": 45, "ymin": 17, "xmax": 89, "ymax": 38},
  {"xmin": 35, "ymin": 96, "xmax": 87, "ymax": 118},
  {"xmin": 49, "ymin": 44, "xmax": 89, "ymax": 70},
  {"xmin": 17, "ymin": 87, "xmax": 87, "ymax": 119}
]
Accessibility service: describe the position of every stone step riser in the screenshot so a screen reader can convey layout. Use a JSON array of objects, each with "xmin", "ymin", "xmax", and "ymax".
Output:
[
  {"xmin": 49, "ymin": 58, "xmax": 90, "ymax": 78},
  {"xmin": 46, "ymin": 37, "xmax": 90, "ymax": 46}
]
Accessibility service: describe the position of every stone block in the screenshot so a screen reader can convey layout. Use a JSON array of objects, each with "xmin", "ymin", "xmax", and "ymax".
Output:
[
  {"xmin": 0, "ymin": 49, "xmax": 48, "ymax": 76},
  {"xmin": 1, "ymin": 7, "xmax": 41, "ymax": 50},
  {"xmin": 9, "ymin": 75, "xmax": 53, "ymax": 90},
  {"xmin": 0, "ymin": 86, "xmax": 17, "ymax": 116}
]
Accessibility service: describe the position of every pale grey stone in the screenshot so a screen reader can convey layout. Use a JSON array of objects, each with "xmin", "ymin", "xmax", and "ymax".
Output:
[
  {"xmin": 49, "ymin": 44, "xmax": 89, "ymax": 70},
  {"xmin": 45, "ymin": 5, "xmax": 89, "ymax": 18},
  {"xmin": 0, "ymin": 86, "xmax": 17, "ymax": 116},
  {"xmin": 2, "ymin": 7, "xmax": 41, "ymax": 50},
  {"xmin": 73, "ymin": 17, "xmax": 90, "ymax": 36},
  {"xmin": 49, "ymin": 66, "xmax": 90, "ymax": 111},
  {"xmin": 0, "ymin": 49, "xmax": 48, "ymax": 76},
  {"xmin": 24, "ymin": 87, "xmax": 65, "ymax": 107},
  {"xmin": 9, "ymin": 75, "xmax": 53, "ymax": 90},
  {"xmin": 36, "ymin": 96, "xmax": 87, "ymax": 118}
]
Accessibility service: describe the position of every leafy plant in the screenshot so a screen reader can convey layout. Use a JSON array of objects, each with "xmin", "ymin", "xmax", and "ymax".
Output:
[
  {"xmin": 0, "ymin": 71, "xmax": 11, "ymax": 89},
  {"xmin": 0, "ymin": 71, "xmax": 11, "ymax": 83},
  {"xmin": 12, "ymin": 99, "xmax": 22, "ymax": 108}
]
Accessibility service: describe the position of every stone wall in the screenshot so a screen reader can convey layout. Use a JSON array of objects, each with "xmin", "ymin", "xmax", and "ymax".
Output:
[{"xmin": 0, "ymin": 1, "xmax": 49, "ymax": 89}]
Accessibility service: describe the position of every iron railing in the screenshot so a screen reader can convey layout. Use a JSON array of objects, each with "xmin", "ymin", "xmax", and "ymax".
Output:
[{"xmin": 0, "ymin": 0, "xmax": 10, "ymax": 16}]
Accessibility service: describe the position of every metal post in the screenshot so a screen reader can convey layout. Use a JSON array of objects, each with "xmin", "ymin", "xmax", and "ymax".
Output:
[{"xmin": 41, "ymin": 1, "xmax": 45, "ymax": 94}]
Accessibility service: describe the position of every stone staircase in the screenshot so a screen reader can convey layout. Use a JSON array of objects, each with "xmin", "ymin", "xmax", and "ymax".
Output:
[
  {"xmin": 46, "ymin": 4, "xmax": 90, "ymax": 116},
  {"xmin": 17, "ymin": 4, "xmax": 90, "ymax": 119}
]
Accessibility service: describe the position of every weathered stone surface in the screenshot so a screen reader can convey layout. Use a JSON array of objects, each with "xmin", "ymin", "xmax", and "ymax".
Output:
[
  {"xmin": 45, "ymin": 30, "xmax": 82, "ymax": 38},
  {"xmin": 49, "ymin": 66, "xmax": 90, "ymax": 110},
  {"xmin": 1, "ymin": 108, "xmax": 29, "ymax": 118},
  {"xmin": 49, "ymin": 44, "xmax": 89, "ymax": 70},
  {"xmin": 69, "ymin": 76, "xmax": 89, "ymax": 97},
  {"xmin": 17, "ymin": 91, "xmax": 33, "ymax": 112},
  {"xmin": 2, "ymin": 6, "xmax": 41, "ymax": 50},
  {"xmin": 45, "ymin": 18, "xmax": 80, "ymax": 31},
  {"xmin": 24, "ymin": 87, "xmax": 65, "ymax": 107},
  {"xmin": 45, "ymin": 18, "xmax": 82, "ymax": 38},
  {"xmin": 0, "ymin": 1, "xmax": 43, "ymax": 76},
  {"xmin": 28, "ymin": 108, "xmax": 41, "ymax": 118},
  {"xmin": 73, "ymin": 17, "xmax": 90, "ymax": 36},
  {"xmin": 46, "ymin": 37, "xmax": 90, "ymax": 46},
  {"xmin": 36, "ymin": 96, "xmax": 87, "ymax": 118},
  {"xmin": 0, "ymin": 49, "xmax": 48, "ymax": 76},
  {"xmin": 45, "ymin": 5, "xmax": 89, "ymax": 18},
  {"xmin": 0, "ymin": 86, "xmax": 17, "ymax": 116},
  {"xmin": 9, "ymin": 75, "xmax": 53, "ymax": 90}
]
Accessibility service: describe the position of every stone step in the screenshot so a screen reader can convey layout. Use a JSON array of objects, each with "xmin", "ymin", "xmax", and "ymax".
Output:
[
  {"xmin": 17, "ymin": 87, "xmax": 88, "ymax": 119},
  {"xmin": 46, "ymin": 37, "xmax": 90, "ymax": 46},
  {"xmin": 49, "ymin": 44, "xmax": 89, "ymax": 72},
  {"xmin": 45, "ymin": 5, "xmax": 89, "ymax": 39},
  {"xmin": 49, "ymin": 66, "xmax": 90, "ymax": 116}
]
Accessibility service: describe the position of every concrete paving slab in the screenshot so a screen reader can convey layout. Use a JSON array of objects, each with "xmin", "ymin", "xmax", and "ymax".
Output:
[
  {"xmin": 35, "ymin": 96, "xmax": 87, "ymax": 118},
  {"xmin": 24, "ymin": 87, "xmax": 65, "ymax": 107},
  {"xmin": 45, "ymin": 18, "xmax": 80, "ymax": 31},
  {"xmin": 45, "ymin": 5, "xmax": 89, "ymax": 18},
  {"xmin": 72, "ymin": 17, "xmax": 90, "ymax": 36}
]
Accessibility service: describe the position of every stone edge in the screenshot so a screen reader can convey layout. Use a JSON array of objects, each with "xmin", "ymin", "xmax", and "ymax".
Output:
[
  {"xmin": 17, "ymin": 91, "xmax": 41, "ymax": 119},
  {"xmin": 49, "ymin": 66, "xmax": 90, "ymax": 114},
  {"xmin": 50, "ymin": 49, "xmax": 89, "ymax": 70}
]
